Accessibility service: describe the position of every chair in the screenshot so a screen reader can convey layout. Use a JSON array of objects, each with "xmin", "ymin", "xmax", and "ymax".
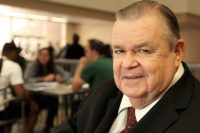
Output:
[{"xmin": 0, "ymin": 98, "xmax": 25, "ymax": 133}]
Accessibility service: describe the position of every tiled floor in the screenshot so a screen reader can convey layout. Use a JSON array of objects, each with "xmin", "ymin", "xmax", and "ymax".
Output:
[
  {"xmin": 12, "ymin": 120, "xmax": 60, "ymax": 133},
  {"xmin": 10, "ymin": 96, "xmax": 69, "ymax": 133},
  {"xmin": 11, "ymin": 110, "xmax": 65, "ymax": 133}
]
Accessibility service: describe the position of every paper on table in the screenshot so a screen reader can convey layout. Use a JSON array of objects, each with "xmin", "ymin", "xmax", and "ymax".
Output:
[{"xmin": 28, "ymin": 82, "xmax": 59, "ymax": 91}]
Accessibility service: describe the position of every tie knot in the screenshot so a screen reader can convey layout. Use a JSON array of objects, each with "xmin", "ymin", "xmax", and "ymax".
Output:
[
  {"xmin": 128, "ymin": 107, "xmax": 135, "ymax": 114},
  {"xmin": 127, "ymin": 107, "xmax": 136, "ymax": 125}
]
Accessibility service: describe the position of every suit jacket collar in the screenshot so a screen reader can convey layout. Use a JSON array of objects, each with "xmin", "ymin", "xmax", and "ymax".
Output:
[
  {"xmin": 81, "ymin": 80, "xmax": 123, "ymax": 133},
  {"xmin": 79, "ymin": 63, "xmax": 195, "ymax": 133},
  {"xmin": 130, "ymin": 62, "xmax": 195, "ymax": 133},
  {"xmin": 95, "ymin": 91, "xmax": 123, "ymax": 133}
]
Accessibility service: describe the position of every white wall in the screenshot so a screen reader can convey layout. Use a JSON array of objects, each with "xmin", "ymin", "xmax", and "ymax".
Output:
[
  {"xmin": 78, "ymin": 22, "xmax": 113, "ymax": 46},
  {"xmin": 67, "ymin": 22, "xmax": 113, "ymax": 46}
]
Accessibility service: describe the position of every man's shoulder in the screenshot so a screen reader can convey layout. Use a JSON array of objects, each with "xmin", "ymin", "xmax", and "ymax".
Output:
[
  {"xmin": 97, "ymin": 80, "xmax": 117, "ymax": 91},
  {"xmin": 4, "ymin": 59, "xmax": 20, "ymax": 68},
  {"xmin": 78, "ymin": 80, "xmax": 120, "ymax": 112},
  {"xmin": 87, "ymin": 58, "xmax": 107, "ymax": 65},
  {"xmin": 86, "ymin": 80, "xmax": 120, "ymax": 101},
  {"xmin": 97, "ymin": 58, "xmax": 113, "ymax": 64},
  {"xmin": 76, "ymin": 80, "xmax": 121, "ymax": 131},
  {"xmin": 86, "ymin": 58, "xmax": 112, "ymax": 70}
]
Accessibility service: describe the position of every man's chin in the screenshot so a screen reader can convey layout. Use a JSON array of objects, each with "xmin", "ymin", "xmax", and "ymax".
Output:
[{"xmin": 122, "ymin": 87, "xmax": 147, "ymax": 98}]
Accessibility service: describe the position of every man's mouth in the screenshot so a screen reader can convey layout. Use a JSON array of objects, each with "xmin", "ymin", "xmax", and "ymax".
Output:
[{"xmin": 123, "ymin": 75, "xmax": 143, "ymax": 79}]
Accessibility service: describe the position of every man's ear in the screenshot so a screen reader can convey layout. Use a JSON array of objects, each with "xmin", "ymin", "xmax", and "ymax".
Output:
[{"xmin": 174, "ymin": 39, "xmax": 185, "ymax": 66}]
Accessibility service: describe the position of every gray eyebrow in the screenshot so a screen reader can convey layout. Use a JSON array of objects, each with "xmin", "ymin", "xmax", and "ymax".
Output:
[
  {"xmin": 111, "ymin": 44, "xmax": 123, "ymax": 49},
  {"xmin": 112, "ymin": 42, "xmax": 151, "ymax": 49},
  {"xmin": 134, "ymin": 42, "xmax": 150, "ymax": 49}
]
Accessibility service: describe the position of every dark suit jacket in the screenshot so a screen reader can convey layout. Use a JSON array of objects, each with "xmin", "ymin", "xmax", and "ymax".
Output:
[{"xmin": 58, "ymin": 63, "xmax": 200, "ymax": 133}]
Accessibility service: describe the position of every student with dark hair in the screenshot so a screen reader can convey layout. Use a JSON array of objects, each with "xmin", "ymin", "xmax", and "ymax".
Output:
[
  {"xmin": 70, "ymin": 39, "xmax": 113, "ymax": 115},
  {"xmin": 10, "ymin": 40, "xmax": 26, "ymax": 73},
  {"xmin": 71, "ymin": 39, "xmax": 113, "ymax": 91},
  {"xmin": 24, "ymin": 47, "xmax": 70, "ymax": 132},
  {"xmin": 0, "ymin": 42, "xmax": 38, "ymax": 133},
  {"xmin": 25, "ymin": 47, "xmax": 69, "ymax": 83}
]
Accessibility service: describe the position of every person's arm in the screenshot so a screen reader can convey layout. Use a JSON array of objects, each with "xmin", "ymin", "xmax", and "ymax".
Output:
[
  {"xmin": 71, "ymin": 57, "xmax": 88, "ymax": 91},
  {"xmin": 71, "ymin": 77, "xmax": 85, "ymax": 92},
  {"xmin": 12, "ymin": 84, "xmax": 30, "ymax": 101},
  {"xmin": 42, "ymin": 74, "xmax": 56, "ymax": 82},
  {"xmin": 54, "ymin": 65, "xmax": 70, "ymax": 82},
  {"xmin": 11, "ymin": 63, "xmax": 31, "ymax": 101}
]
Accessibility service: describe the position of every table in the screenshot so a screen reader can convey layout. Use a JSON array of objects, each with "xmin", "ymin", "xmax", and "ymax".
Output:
[{"xmin": 25, "ymin": 82, "xmax": 89, "ymax": 123}]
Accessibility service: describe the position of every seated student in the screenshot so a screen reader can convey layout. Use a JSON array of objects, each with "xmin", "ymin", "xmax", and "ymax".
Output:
[
  {"xmin": 0, "ymin": 42, "xmax": 38, "ymax": 133},
  {"xmin": 70, "ymin": 39, "xmax": 113, "ymax": 114},
  {"xmin": 71, "ymin": 39, "xmax": 113, "ymax": 91},
  {"xmin": 24, "ymin": 47, "xmax": 69, "ymax": 133}
]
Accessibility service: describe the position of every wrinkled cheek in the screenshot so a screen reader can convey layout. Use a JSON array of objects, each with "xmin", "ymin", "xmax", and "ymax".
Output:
[
  {"xmin": 113, "ymin": 60, "xmax": 123, "ymax": 88},
  {"xmin": 113, "ymin": 71, "xmax": 121, "ymax": 89},
  {"xmin": 113, "ymin": 71, "xmax": 120, "ymax": 88},
  {"xmin": 146, "ymin": 74, "xmax": 158, "ymax": 93}
]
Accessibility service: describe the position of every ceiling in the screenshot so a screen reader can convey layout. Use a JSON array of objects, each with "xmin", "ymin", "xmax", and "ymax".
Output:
[
  {"xmin": 41, "ymin": 0, "xmax": 136, "ymax": 13},
  {"xmin": 1, "ymin": 0, "xmax": 199, "ymax": 25},
  {"xmin": 41, "ymin": 0, "xmax": 189, "ymax": 13},
  {"xmin": 39, "ymin": 0, "xmax": 200, "ymax": 16}
]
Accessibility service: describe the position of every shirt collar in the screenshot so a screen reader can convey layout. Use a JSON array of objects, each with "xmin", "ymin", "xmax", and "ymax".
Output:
[
  {"xmin": 1, "ymin": 56, "xmax": 9, "ymax": 60},
  {"xmin": 118, "ymin": 63, "xmax": 184, "ymax": 121}
]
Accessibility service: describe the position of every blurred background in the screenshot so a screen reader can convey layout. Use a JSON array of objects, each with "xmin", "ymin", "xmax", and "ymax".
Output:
[
  {"xmin": 0, "ymin": 1, "xmax": 200, "ymax": 133},
  {"xmin": 0, "ymin": 0, "xmax": 199, "ymax": 62}
]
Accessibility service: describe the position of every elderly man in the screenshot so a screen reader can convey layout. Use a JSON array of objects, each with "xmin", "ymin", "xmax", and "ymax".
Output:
[{"xmin": 58, "ymin": 1, "xmax": 200, "ymax": 133}]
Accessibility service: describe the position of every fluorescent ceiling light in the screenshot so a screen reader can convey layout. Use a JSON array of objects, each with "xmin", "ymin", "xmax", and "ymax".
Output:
[
  {"xmin": 27, "ymin": 14, "xmax": 48, "ymax": 21},
  {"xmin": 0, "ymin": 5, "xmax": 26, "ymax": 18},
  {"xmin": 50, "ymin": 17, "xmax": 68, "ymax": 23},
  {"xmin": 4, "ymin": 12, "xmax": 26, "ymax": 18}
]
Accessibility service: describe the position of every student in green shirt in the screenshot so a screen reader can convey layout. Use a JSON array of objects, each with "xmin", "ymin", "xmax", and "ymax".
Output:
[{"xmin": 71, "ymin": 39, "xmax": 113, "ymax": 91}]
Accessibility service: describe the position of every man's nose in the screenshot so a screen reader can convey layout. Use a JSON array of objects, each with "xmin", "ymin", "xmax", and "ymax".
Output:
[{"xmin": 122, "ymin": 52, "xmax": 139, "ymax": 69}]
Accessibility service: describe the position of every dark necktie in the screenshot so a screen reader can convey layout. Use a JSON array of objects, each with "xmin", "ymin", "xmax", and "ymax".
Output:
[{"xmin": 121, "ymin": 107, "xmax": 137, "ymax": 133}]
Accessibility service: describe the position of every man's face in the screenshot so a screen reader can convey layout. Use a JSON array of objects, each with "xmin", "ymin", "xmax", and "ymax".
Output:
[
  {"xmin": 10, "ymin": 50, "xmax": 17, "ymax": 61},
  {"xmin": 112, "ymin": 15, "xmax": 183, "ymax": 108},
  {"xmin": 85, "ymin": 45, "xmax": 96, "ymax": 61}
]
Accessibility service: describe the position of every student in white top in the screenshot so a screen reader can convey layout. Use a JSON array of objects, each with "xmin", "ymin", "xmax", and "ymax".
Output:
[{"xmin": 0, "ymin": 42, "xmax": 38, "ymax": 133}]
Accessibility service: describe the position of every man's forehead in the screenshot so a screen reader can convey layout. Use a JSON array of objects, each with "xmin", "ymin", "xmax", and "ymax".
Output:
[
  {"xmin": 112, "ymin": 15, "xmax": 168, "ymax": 39},
  {"xmin": 113, "ymin": 11, "xmax": 166, "ymax": 27}
]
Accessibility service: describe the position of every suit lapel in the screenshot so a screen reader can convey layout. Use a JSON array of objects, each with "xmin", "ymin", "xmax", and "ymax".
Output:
[
  {"xmin": 94, "ymin": 91, "xmax": 123, "ymax": 133},
  {"xmin": 131, "ymin": 93, "xmax": 179, "ymax": 133},
  {"xmin": 82, "ymin": 80, "xmax": 123, "ymax": 133}
]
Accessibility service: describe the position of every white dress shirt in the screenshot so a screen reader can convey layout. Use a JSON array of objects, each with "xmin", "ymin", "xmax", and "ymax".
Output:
[{"xmin": 109, "ymin": 64, "xmax": 184, "ymax": 133}]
